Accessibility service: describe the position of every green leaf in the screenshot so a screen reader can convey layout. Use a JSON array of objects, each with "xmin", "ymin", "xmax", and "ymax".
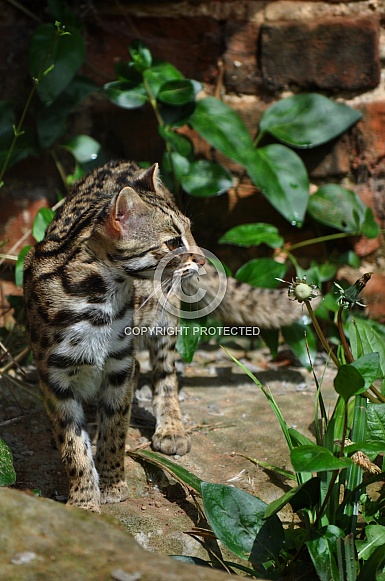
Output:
[
  {"xmin": 32, "ymin": 208, "xmax": 55, "ymax": 242},
  {"xmin": 305, "ymin": 526, "xmax": 345, "ymax": 581},
  {"xmin": 362, "ymin": 207, "xmax": 380, "ymax": 239},
  {"xmin": 308, "ymin": 184, "xmax": 378, "ymax": 236},
  {"xmin": 235, "ymin": 258, "xmax": 287, "ymax": 288},
  {"xmin": 160, "ymin": 102, "xmax": 196, "ymax": 126},
  {"xmin": 0, "ymin": 438, "xmax": 16, "ymax": 486},
  {"xmin": 143, "ymin": 62, "xmax": 183, "ymax": 99},
  {"xmin": 129, "ymin": 40, "xmax": 153, "ymax": 71},
  {"xmin": 349, "ymin": 318, "xmax": 385, "ymax": 391},
  {"xmin": 104, "ymin": 80, "xmax": 148, "ymax": 109},
  {"xmin": 219, "ymin": 223, "xmax": 284, "ymax": 249},
  {"xmin": 345, "ymin": 441, "xmax": 385, "ymax": 456},
  {"xmin": 37, "ymin": 76, "xmax": 97, "ymax": 148},
  {"xmin": 63, "ymin": 135, "xmax": 103, "ymax": 164},
  {"xmin": 265, "ymin": 477, "xmax": 320, "ymax": 518},
  {"xmin": 190, "ymin": 97, "xmax": 254, "ymax": 166},
  {"xmin": 357, "ymin": 545, "xmax": 385, "ymax": 581},
  {"xmin": 282, "ymin": 323, "xmax": 317, "ymax": 369},
  {"xmin": 262, "ymin": 329, "xmax": 279, "ymax": 359},
  {"xmin": 157, "ymin": 79, "xmax": 196, "ymax": 106},
  {"xmin": 129, "ymin": 449, "xmax": 202, "ymax": 493},
  {"xmin": 15, "ymin": 245, "xmax": 32, "ymax": 287},
  {"xmin": 179, "ymin": 160, "xmax": 233, "ymax": 197},
  {"xmin": 176, "ymin": 318, "xmax": 202, "ymax": 363},
  {"xmin": 168, "ymin": 151, "xmax": 190, "ymax": 182},
  {"xmin": 29, "ymin": 23, "xmax": 85, "ymax": 105},
  {"xmin": 334, "ymin": 365, "xmax": 366, "ymax": 401},
  {"xmin": 291, "ymin": 445, "xmax": 352, "ymax": 472},
  {"xmin": 259, "ymin": 93, "xmax": 362, "ymax": 148},
  {"xmin": 158, "ymin": 126, "xmax": 193, "ymax": 158},
  {"xmin": 367, "ymin": 403, "xmax": 385, "ymax": 444},
  {"xmin": 297, "ymin": 262, "xmax": 337, "ymax": 288},
  {"xmin": 247, "ymin": 144, "xmax": 309, "ymax": 227},
  {"xmin": 357, "ymin": 525, "xmax": 385, "ymax": 561},
  {"xmin": 350, "ymin": 353, "xmax": 381, "ymax": 391},
  {"xmin": 201, "ymin": 482, "xmax": 284, "ymax": 563}
]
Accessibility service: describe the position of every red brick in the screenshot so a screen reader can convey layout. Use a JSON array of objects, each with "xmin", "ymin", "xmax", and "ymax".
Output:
[
  {"xmin": 353, "ymin": 101, "xmax": 385, "ymax": 171},
  {"xmin": 363, "ymin": 273, "xmax": 385, "ymax": 323},
  {"xmin": 260, "ymin": 17, "xmax": 380, "ymax": 91},
  {"xmin": 223, "ymin": 22, "xmax": 263, "ymax": 94},
  {"xmin": 84, "ymin": 16, "xmax": 223, "ymax": 85}
]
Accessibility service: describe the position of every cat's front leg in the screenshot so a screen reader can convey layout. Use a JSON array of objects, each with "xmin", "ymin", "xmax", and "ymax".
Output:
[
  {"xmin": 95, "ymin": 358, "xmax": 137, "ymax": 504},
  {"xmin": 148, "ymin": 334, "xmax": 191, "ymax": 456},
  {"xmin": 41, "ymin": 381, "xmax": 101, "ymax": 512}
]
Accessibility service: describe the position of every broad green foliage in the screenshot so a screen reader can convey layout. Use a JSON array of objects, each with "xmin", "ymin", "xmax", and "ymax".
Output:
[
  {"xmin": 308, "ymin": 185, "xmax": 379, "ymax": 237},
  {"xmin": 201, "ymin": 482, "xmax": 284, "ymax": 564},
  {"xmin": 258, "ymin": 93, "xmax": 362, "ymax": 148},
  {"xmin": 235, "ymin": 258, "xmax": 286, "ymax": 288},
  {"xmin": 219, "ymin": 223, "xmax": 283, "ymax": 248},
  {"xmin": 247, "ymin": 144, "xmax": 309, "ymax": 227}
]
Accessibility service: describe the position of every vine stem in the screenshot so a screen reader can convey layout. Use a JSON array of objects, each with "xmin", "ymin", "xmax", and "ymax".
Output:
[
  {"xmin": 287, "ymin": 231, "xmax": 360, "ymax": 252},
  {"xmin": 304, "ymin": 300, "xmax": 340, "ymax": 367}
]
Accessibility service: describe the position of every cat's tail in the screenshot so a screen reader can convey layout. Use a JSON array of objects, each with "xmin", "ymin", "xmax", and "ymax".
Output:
[{"xmin": 182, "ymin": 266, "xmax": 317, "ymax": 329}]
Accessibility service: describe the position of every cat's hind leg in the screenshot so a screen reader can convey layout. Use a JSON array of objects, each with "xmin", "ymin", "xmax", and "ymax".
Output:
[
  {"xmin": 41, "ymin": 381, "xmax": 101, "ymax": 512},
  {"xmin": 95, "ymin": 358, "xmax": 137, "ymax": 504}
]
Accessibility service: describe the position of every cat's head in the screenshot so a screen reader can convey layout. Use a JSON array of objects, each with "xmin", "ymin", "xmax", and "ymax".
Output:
[{"xmin": 95, "ymin": 163, "xmax": 205, "ymax": 281}]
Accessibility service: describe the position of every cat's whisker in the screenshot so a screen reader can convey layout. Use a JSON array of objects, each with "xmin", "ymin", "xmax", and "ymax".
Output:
[
  {"xmin": 157, "ymin": 275, "xmax": 182, "ymax": 319},
  {"xmin": 134, "ymin": 276, "xmax": 172, "ymax": 314}
]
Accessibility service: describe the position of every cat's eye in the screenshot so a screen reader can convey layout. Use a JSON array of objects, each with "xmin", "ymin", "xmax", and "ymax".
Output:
[{"xmin": 166, "ymin": 237, "xmax": 183, "ymax": 251}]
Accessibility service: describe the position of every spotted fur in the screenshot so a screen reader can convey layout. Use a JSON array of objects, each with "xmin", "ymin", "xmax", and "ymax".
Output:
[{"xmin": 24, "ymin": 160, "xmax": 304, "ymax": 511}]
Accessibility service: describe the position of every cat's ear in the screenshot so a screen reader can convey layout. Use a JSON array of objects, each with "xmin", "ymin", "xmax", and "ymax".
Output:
[
  {"xmin": 109, "ymin": 186, "xmax": 147, "ymax": 236},
  {"xmin": 134, "ymin": 163, "xmax": 159, "ymax": 192}
]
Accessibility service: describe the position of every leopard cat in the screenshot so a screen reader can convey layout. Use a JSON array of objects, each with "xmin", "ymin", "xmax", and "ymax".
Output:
[{"xmin": 23, "ymin": 160, "xmax": 306, "ymax": 512}]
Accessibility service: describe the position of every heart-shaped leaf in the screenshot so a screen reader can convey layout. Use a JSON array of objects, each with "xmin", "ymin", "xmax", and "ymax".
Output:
[
  {"xmin": 247, "ymin": 144, "xmax": 309, "ymax": 227},
  {"xmin": 334, "ymin": 364, "xmax": 366, "ymax": 401},
  {"xmin": 308, "ymin": 184, "xmax": 379, "ymax": 237},
  {"xmin": 190, "ymin": 97, "xmax": 254, "ymax": 166},
  {"xmin": 32, "ymin": 207, "xmax": 55, "ymax": 242},
  {"xmin": 235, "ymin": 258, "xmax": 287, "ymax": 288},
  {"xmin": 179, "ymin": 160, "xmax": 233, "ymax": 197},
  {"xmin": 157, "ymin": 79, "xmax": 196, "ymax": 106},
  {"xmin": 104, "ymin": 80, "xmax": 148, "ymax": 109},
  {"xmin": 291, "ymin": 445, "xmax": 352, "ymax": 472},
  {"xmin": 219, "ymin": 223, "xmax": 283, "ymax": 248},
  {"xmin": 259, "ymin": 93, "xmax": 362, "ymax": 148},
  {"xmin": 201, "ymin": 482, "xmax": 284, "ymax": 564},
  {"xmin": 143, "ymin": 62, "xmax": 183, "ymax": 98}
]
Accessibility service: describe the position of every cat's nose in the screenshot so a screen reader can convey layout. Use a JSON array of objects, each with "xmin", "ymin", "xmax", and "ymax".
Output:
[{"xmin": 192, "ymin": 253, "xmax": 205, "ymax": 267}]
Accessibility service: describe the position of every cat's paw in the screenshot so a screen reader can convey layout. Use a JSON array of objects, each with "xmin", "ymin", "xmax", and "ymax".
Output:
[
  {"xmin": 152, "ymin": 429, "xmax": 191, "ymax": 456},
  {"xmin": 67, "ymin": 496, "xmax": 101, "ymax": 513},
  {"xmin": 100, "ymin": 481, "xmax": 129, "ymax": 504}
]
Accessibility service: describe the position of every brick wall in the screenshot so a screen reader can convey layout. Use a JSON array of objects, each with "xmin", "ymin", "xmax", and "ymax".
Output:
[{"xmin": 1, "ymin": 1, "xmax": 385, "ymax": 304}]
